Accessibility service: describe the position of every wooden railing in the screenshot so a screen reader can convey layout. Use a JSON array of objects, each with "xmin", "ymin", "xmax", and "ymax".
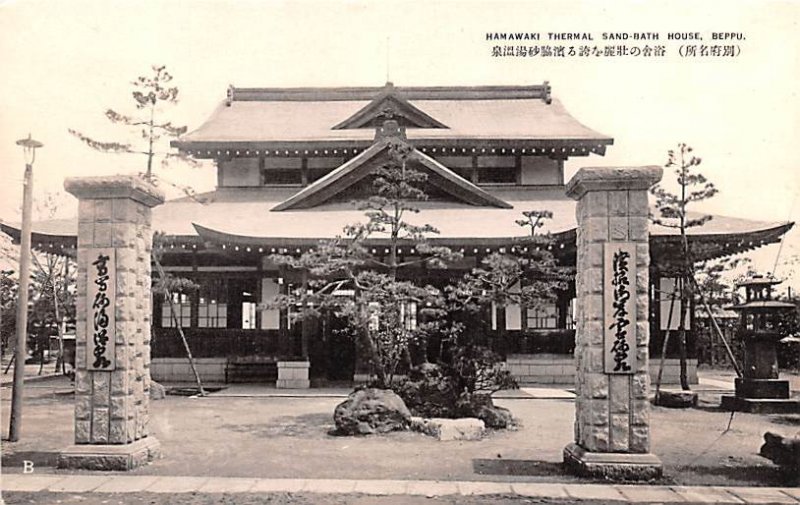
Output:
[
  {"xmin": 151, "ymin": 328, "xmax": 280, "ymax": 358},
  {"xmin": 493, "ymin": 329, "xmax": 576, "ymax": 356}
]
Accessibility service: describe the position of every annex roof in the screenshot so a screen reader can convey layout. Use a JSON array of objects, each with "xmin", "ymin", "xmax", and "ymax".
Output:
[{"xmin": 3, "ymin": 187, "xmax": 792, "ymax": 264}]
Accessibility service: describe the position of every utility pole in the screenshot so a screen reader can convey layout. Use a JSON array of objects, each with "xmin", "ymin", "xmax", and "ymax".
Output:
[{"xmin": 9, "ymin": 134, "xmax": 43, "ymax": 442}]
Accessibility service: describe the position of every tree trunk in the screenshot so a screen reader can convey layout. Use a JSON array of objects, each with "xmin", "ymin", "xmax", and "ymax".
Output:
[
  {"xmin": 691, "ymin": 276, "xmax": 742, "ymax": 377},
  {"xmin": 53, "ymin": 286, "xmax": 65, "ymax": 375},
  {"xmin": 677, "ymin": 278, "xmax": 691, "ymax": 391},
  {"xmin": 53, "ymin": 258, "xmax": 67, "ymax": 375},
  {"xmin": 654, "ymin": 284, "xmax": 677, "ymax": 401},
  {"xmin": 153, "ymin": 257, "xmax": 206, "ymax": 396}
]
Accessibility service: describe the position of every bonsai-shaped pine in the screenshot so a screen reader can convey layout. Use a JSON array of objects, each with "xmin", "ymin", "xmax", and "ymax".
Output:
[
  {"xmin": 650, "ymin": 143, "xmax": 718, "ymax": 392},
  {"xmin": 269, "ymin": 139, "xmax": 458, "ymax": 388},
  {"xmin": 453, "ymin": 209, "xmax": 570, "ymax": 324},
  {"xmin": 412, "ymin": 211, "xmax": 569, "ymax": 417},
  {"xmin": 69, "ymin": 65, "xmax": 202, "ymax": 199}
]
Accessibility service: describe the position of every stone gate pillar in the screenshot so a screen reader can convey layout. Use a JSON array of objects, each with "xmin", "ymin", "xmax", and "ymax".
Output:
[
  {"xmin": 563, "ymin": 166, "xmax": 663, "ymax": 480},
  {"xmin": 59, "ymin": 176, "xmax": 164, "ymax": 470}
]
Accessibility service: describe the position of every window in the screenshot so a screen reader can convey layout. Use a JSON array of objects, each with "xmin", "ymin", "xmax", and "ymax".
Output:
[
  {"xmin": 477, "ymin": 156, "xmax": 517, "ymax": 184},
  {"xmin": 526, "ymin": 304, "xmax": 558, "ymax": 329},
  {"xmin": 198, "ymin": 279, "xmax": 228, "ymax": 328},
  {"xmin": 478, "ymin": 167, "xmax": 517, "ymax": 184},
  {"xmin": 162, "ymin": 293, "xmax": 191, "ymax": 328},
  {"xmin": 566, "ymin": 298, "xmax": 576, "ymax": 330},
  {"xmin": 263, "ymin": 169, "xmax": 302, "ymax": 185},
  {"xmin": 401, "ymin": 301, "xmax": 418, "ymax": 330},
  {"xmin": 198, "ymin": 299, "xmax": 227, "ymax": 328},
  {"xmin": 368, "ymin": 302, "xmax": 380, "ymax": 331},
  {"xmin": 262, "ymin": 157, "xmax": 303, "ymax": 185},
  {"xmin": 242, "ymin": 301, "xmax": 257, "ymax": 330}
]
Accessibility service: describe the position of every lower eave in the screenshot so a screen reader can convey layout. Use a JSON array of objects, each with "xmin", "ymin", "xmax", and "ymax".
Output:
[{"xmin": 5, "ymin": 221, "xmax": 792, "ymax": 267}]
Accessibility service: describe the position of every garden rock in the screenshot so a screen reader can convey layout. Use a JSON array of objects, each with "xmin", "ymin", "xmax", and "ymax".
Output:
[
  {"xmin": 475, "ymin": 404, "xmax": 516, "ymax": 429},
  {"xmin": 333, "ymin": 388, "xmax": 411, "ymax": 435},
  {"xmin": 149, "ymin": 381, "xmax": 167, "ymax": 401},
  {"xmin": 759, "ymin": 431, "xmax": 800, "ymax": 472},
  {"xmin": 410, "ymin": 417, "xmax": 485, "ymax": 441},
  {"xmin": 654, "ymin": 389, "xmax": 697, "ymax": 408}
]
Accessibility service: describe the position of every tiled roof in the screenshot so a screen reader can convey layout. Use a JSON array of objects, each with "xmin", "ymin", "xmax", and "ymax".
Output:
[
  {"xmin": 173, "ymin": 84, "xmax": 612, "ymax": 151},
  {"xmin": 3, "ymin": 187, "xmax": 790, "ymax": 245}
]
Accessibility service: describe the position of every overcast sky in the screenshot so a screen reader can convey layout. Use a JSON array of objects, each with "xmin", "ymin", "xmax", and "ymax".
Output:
[{"xmin": 1, "ymin": 0, "xmax": 798, "ymax": 287}]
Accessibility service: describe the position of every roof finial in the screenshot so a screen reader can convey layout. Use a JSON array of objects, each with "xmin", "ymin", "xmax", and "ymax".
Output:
[{"xmin": 386, "ymin": 36, "xmax": 391, "ymax": 84}]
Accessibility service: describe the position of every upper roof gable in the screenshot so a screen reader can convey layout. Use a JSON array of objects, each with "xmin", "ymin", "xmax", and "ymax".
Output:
[
  {"xmin": 271, "ymin": 135, "xmax": 512, "ymax": 211},
  {"xmin": 332, "ymin": 83, "xmax": 448, "ymax": 130}
]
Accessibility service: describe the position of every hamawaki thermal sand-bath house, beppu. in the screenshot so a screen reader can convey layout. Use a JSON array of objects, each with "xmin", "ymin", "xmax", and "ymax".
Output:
[{"xmin": 2, "ymin": 82, "xmax": 792, "ymax": 386}]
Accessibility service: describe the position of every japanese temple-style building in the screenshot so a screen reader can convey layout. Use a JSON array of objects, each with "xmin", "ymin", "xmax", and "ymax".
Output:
[{"xmin": 2, "ymin": 82, "xmax": 793, "ymax": 385}]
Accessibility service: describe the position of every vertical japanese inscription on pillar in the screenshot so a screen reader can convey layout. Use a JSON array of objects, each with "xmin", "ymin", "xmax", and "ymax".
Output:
[
  {"xmin": 604, "ymin": 242, "xmax": 636, "ymax": 374},
  {"xmin": 87, "ymin": 248, "xmax": 116, "ymax": 371}
]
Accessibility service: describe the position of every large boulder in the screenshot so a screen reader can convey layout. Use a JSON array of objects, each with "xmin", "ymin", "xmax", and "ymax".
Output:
[
  {"xmin": 760, "ymin": 432, "xmax": 800, "ymax": 473},
  {"xmin": 333, "ymin": 388, "xmax": 412, "ymax": 435},
  {"xmin": 456, "ymin": 393, "xmax": 516, "ymax": 429},
  {"xmin": 475, "ymin": 404, "xmax": 516, "ymax": 429},
  {"xmin": 410, "ymin": 416, "xmax": 485, "ymax": 441}
]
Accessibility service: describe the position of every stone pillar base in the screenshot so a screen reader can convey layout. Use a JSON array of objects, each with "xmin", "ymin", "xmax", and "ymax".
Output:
[
  {"xmin": 58, "ymin": 437, "xmax": 161, "ymax": 471},
  {"xmin": 563, "ymin": 442, "xmax": 662, "ymax": 481},
  {"xmin": 721, "ymin": 395, "xmax": 800, "ymax": 414},
  {"xmin": 734, "ymin": 378, "xmax": 790, "ymax": 399}
]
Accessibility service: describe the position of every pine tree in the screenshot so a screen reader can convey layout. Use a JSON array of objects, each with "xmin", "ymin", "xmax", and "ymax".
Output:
[
  {"xmin": 650, "ymin": 143, "xmax": 718, "ymax": 391},
  {"xmin": 69, "ymin": 65, "xmax": 200, "ymax": 197},
  {"xmin": 269, "ymin": 139, "xmax": 457, "ymax": 388}
]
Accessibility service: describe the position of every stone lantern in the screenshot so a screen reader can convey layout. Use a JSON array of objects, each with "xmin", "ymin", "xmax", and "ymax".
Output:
[{"xmin": 721, "ymin": 275, "xmax": 799, "ymax": 413}]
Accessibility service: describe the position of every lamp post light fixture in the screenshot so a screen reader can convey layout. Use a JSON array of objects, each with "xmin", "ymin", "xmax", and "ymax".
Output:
[{"xmin": 8, "ymin": 134, "xmax": 43, "ymax": 442}]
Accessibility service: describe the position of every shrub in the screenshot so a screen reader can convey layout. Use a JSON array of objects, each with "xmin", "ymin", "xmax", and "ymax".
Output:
[{"xmin": 393, "ymin": 341, "xmax": 518, "ymax": 429}]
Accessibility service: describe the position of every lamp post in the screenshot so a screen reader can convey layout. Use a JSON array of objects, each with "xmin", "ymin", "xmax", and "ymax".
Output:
[{"xmin": 8, "ymin": 134, "xmax": 43, "ymax": 442}]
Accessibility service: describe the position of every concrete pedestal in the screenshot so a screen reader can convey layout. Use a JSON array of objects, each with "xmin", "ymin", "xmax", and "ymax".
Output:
[
  {"xmin": 721, "ymin": 377, "xmax": 799, "ymax": 413},
  {"xmin": 276, "ymin": 360, "xmax": 310, "ymax": 388},
  {"xmin": 60, "ymin": 176, "xmax": 164, "ymax": 470},
  {"xmin": 721, "ymin": 395, "xmax": 800, "ymax": 414},
  {"xmin": 563, "ymin": 167, "xmax": 663, "ymax": 480},
  {"xmin": 563, "ymin": 442, "xmax": 662, "ymax": 480},
  {"xmin": 58, "ymin": 437, "xmax": 161, "ymax": 471},
  {"xmin": 734, "ymin": 378, "xmax": 790, "ymax": 399}
]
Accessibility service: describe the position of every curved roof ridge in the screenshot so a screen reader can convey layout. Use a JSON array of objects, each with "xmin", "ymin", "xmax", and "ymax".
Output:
[{"xmin": 228, "ymin": 82, "xmax": 552, "ymax": 102}]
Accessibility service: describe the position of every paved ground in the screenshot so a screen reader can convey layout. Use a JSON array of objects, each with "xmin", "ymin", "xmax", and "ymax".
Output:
[
  {"xmin": 0, "ymin": 360, "xmax": 62, "ymax": 387},
  {"xmin": 3, "ymin": 473, "xmax": 800, "ymax": 504},
  {"xmin": 1, "ymin": 370, "xmax": 798, "ymax": 503}
]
